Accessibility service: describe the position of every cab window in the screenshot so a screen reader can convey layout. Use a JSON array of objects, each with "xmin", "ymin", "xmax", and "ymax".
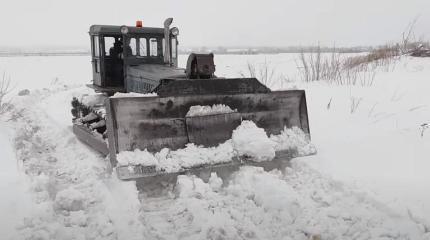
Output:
[
  {"xmin": 129, "ymin": 38, "xmax": 137, "ymax": 56},
  {"xmin": 171, "ymin": 38, "xmax": 177, "ymax": 58},
  {"xmin": 93, "ymin": 36, "xmax": 100, "ymax": 57},
  {"xmin": 104, "ymin": 37, "xmax": 116, "ymax": 56},
  {"xmin": 138, "ymin": 38, "xmax": 147, "ymax": 57},
  {"xmin": 149, "ymin": 38, "xmax": 158, "ymax": 56}
]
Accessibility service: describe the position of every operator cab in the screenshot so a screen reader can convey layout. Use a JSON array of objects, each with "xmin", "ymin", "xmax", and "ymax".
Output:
[{"xmin": 89, "ymin": 19, "xmax": 179, "ymax": 94}]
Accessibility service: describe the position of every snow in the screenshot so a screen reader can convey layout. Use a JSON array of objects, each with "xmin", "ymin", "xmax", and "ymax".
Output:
[
  {"xmin": 111, "ymin": 92, "xmax": 157, "ymax": 98},
  {"xmin": 54, "ymin": 187, "xmax": 86, "ymax": 212},
  {"xmin": 117, "ymin": 149, "xmax": 158, "ymax": 166},
  {"xmin": 117, "ymin": 141, "xmax": 235, "ymax": 173},
  {"xmin": 298, "ymin": 57, "xmax": 430, "ymax": 229},
  {"xmin": 116, "ymin": 121, "xmax": 314, "ymax": 171},
  {"xmin": 1, "ymin": 54, "xmax": 430, "ymax": 239},
  {"xmin": 80, "ymin": 93, "xmax": 107, "ymax": 107},
  {"xmin": 231, "ymin": 120, "xmax": 276, "ymax": 161},
  {"xmin": 270, "ymin": 126, "xmax": 317, "ymax": 156},
  {"xmin": 3, "ymin": 86, "xmax": 146, "ymax": 239},
  {"xmin": 0, "ymin": 123, "xmax": 35, "ymax": 239},
  {"xmin": 186, "ymin": 104, "xmax": 237, "ymax": 117}
]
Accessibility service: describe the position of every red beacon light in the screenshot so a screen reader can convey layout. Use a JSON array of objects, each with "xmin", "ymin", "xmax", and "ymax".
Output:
[{"xmin": 136, "ymin": 20, "xmax": 143, "ymax": 28}]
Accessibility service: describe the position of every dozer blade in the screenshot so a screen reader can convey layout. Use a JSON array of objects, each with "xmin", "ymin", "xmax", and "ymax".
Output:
[{"xmin": 105, "ymin": 90, "xmax": 310, "ymax": 180}]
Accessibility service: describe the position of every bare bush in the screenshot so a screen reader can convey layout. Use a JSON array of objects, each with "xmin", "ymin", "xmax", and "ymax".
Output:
[
  {"xmin": 240, "ymin": 60, "xmax": 277, "ymax": 88},
  {"xmin": 0, "ymin": 73, "xmax": 12, "ymax": 114},
  {"xmin": 400, "ymin": 17, "xmax": 418, "ymax": 54},
  {"xmin": 297, "ymin": 48, "xmax": 343, "ymax": 83}
]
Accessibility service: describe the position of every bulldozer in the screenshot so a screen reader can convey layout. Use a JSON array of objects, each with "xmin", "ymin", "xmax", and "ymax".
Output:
[{"xmin": 72, "ymin": 18, "xmax": 311, "ymax": 182}]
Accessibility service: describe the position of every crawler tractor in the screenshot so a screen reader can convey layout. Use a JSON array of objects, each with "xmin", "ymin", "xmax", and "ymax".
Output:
[{"xmin": 72, "ymin": 18, "xmax": 311, "ymax": 181}]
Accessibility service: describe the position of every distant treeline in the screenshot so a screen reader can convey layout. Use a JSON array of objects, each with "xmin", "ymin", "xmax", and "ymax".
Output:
[
  {"xmin": 180, "ymin": 46, "xmax": 373, "ymax": 55},
  {"xmin": 0, "ymin": 51, "xmax": 90, "ymax": 57},
  {"xmin": 0, "ymin": 45, "xmax": 374, "ymax": 57}
]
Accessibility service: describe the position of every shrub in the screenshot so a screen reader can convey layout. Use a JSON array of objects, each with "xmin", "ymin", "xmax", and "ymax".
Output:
[{"xmin": 0, "ymin": 73, "xmax": 12, "ymax": 114}]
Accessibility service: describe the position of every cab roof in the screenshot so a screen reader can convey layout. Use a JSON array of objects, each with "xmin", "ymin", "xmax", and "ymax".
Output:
[{"xmin": 89, "ymin": 25, "xmax": 165, "ymax": 35}]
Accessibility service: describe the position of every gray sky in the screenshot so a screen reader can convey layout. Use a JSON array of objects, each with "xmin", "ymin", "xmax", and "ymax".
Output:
[{"xmin": 1, "ymin": 0, "xmax": 429, "ymax": 48}]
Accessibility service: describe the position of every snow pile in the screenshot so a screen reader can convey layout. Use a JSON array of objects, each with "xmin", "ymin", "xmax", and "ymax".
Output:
[
  {"xmin": 270, "ymin": 126, "xmax": 317, "ymax": 156},
  {"xmin": 186, "ymin": 104, "xmax": 237, "ymax": 117},
  {"xmin": 231, "ymin": 120, "xmax": 276, "ymax": 161},
  {"xmin": 111, "ymin": 92, "xmax": 157, "ymax": 98}
]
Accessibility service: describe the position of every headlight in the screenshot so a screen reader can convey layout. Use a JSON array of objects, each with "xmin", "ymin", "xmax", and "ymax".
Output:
[
  {"xmin": 120, "ymin": 25, "xmax": 129, "ymax": 34},
  {"xmin": 170, "ymin": 27, "xmax": 179, "ymax": 36}
]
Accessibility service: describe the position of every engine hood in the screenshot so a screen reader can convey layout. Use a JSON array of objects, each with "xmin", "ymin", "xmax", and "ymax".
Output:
[{"xmin": 125, "ymin": 64, "xmax": 186, "ymax": 92}]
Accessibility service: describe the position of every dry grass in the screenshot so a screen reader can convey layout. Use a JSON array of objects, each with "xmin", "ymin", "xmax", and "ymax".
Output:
[
  {"xmin": 240, "ymin": 60, "xmax": 277, "ymax": 88},
  {"xmin": 0, "ymin": 73, "xmax": 13, "ymax": 114},
  {"xmin": 343, "ymin": 45, "xmax": 399, "ymax": 72},
  {"xmin": 297, "ymin": 48, "xmax": 377, "ymax": 86},
  {"xmin": 297, "ymin": 19, "xmax": 429, "ymax": 86}
]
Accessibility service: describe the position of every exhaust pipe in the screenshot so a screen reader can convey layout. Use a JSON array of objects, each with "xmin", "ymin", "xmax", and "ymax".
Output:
[{"xmin": 164, "ymin": 18, "xmax": 173, "ymax": 64}]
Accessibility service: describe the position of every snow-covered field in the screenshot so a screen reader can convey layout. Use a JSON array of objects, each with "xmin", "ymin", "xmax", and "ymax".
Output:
[{"xmin": 1, "ymin": 53, "xmax": 430, "ymax": 239}]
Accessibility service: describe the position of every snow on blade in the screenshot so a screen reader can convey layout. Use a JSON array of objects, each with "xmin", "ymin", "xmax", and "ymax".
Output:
[
  {"xmin": 117, "ymin": 149, "xmax": 159, "ymax": 167},
  {"xmin": 156, "ymin": 142, "xmax": 235, "ymax": 173},
  {"xmin": 116, "ymin": 120, "xmax": 315, "ymax": 171},
  {"xmin": 111, "ymin": 92, "xmax": 157, "ymax": 98},
  {"xmin": 116, "ymin": 141, "xmax": 235, "ymax": 173},
  {"xmin": 186, "ymin": 104, "xmax": 237, "ymax": 117}
]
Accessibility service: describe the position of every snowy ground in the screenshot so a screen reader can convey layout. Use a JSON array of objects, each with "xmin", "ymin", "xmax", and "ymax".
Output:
[{"xmin": 0, "ymin": 54, "xmax": 429, "ymax": 239}]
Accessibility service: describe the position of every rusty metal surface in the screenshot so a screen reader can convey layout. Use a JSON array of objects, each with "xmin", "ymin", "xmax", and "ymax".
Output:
[
  {"xmin": 117, "ymin": 150, "xmax": 294, "ymax": 182},
  {"xmin": 186, "ymin": 112, "xmax": 241, "ymax": 147},
  {"xmin": 185, "ymin": 53, "xmax": 216, "ymax": 79},
  {"xmin": 156, "ymin": 78, "xmax": 270, "ymax": 97},
  {"xmin": 89, "ymin": 25, "xmax": 165, "ymax": 35},
  {"xmin": 126, "ymin": 64, "xmax": 185, "ymax": 92}
]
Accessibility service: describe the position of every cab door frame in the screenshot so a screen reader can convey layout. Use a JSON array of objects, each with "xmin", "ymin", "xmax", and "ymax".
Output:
[{"xmin": 90, "ymin": 35, "xmax": 102, "ymax": 86}]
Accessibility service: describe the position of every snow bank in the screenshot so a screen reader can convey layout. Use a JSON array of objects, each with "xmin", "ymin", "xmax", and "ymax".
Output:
[
  {"xmin": 117, "ymin": 120, "xmax": 315, "ymax": 172},
  {"xmin": 111, "ymin": 92, "xmax": 157, "ymax": 98},
  {"xmin": 0, "ymin": 123, "xmax": 35, "ymax": 239},
  {"xmin": 186, "ymin": 104, "xmax": 237, "ymax": 117},
  {"xmin": 231, "ymin": 120, "xmax": 276, "ymax": 161}
]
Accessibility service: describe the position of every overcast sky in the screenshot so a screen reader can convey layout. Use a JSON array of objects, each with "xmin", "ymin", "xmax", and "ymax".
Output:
[{"xmin": 1, "ymin": 0, "xmax": 429, "ymax": 48}]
